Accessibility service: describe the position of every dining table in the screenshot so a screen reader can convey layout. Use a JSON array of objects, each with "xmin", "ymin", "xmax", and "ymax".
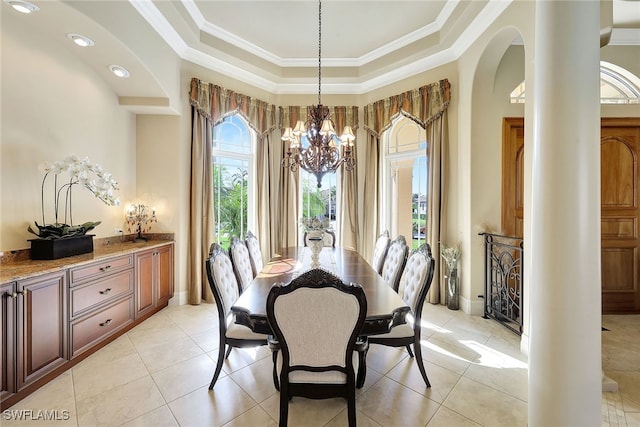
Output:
[{"xmin": 230, "ymin": 246, "xmax": 410, "ymax": 336}]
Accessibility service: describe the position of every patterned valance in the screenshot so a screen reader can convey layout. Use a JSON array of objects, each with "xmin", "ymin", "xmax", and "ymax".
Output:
[
  {"xmin": 189, "ymin": 78, "xmax": 276, "ymax": 136},
  {"xmin": 364, "ymin": 79, "xmax": 451, "ymax": 136},
  {"xmin": 279, "ymin": 106, "xmax": 359, "ymax": 133}
]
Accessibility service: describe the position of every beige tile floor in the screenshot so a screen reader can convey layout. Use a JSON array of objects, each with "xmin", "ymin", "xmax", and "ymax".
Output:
[{"xmin": 4, "ymin": 302, "xmax": 639, "ymax": 426}]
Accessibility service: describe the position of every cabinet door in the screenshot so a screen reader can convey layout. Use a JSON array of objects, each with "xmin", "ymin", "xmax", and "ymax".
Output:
[
  {"xmin": 135, "ymin": 249, "xmax": 155, "ymax": 318},
  {"xmin": 1, "ymin": 282, "xmax": 16, "ymax": 401},
  {"xmin": 16, "ymin": 271, "xmax": 67, "ymax": 390},
  {"xmin": 156, "ymin": 244, "xmax": 174, "ymax": 306}
]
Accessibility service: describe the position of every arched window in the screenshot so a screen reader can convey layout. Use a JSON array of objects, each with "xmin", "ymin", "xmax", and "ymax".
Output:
[
  {"xmin": 212, "ymin": 114, "xmax": 255, "ymax": 248},
  {"xmin": 510, "ymin": 62, "xmax": 640, "ymax": 104},
  {"xmin": 382, "ymin": 115, "xmax": 428, "ymax": 249}
]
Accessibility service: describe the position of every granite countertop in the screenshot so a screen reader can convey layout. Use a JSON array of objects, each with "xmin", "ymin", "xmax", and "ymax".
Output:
[{"xmin": 0, "ymin": 236, "xmax": 174, "ymax": 283}]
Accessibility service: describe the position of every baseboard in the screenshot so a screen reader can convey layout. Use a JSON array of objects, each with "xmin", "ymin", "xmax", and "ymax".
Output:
[
  {"xmin": 169, "ymin": 290, "xmax": 188, "ymax": 306},
  {"xmin": 459, "ymin": 295, "xmax": 484, "ymax": 316}
]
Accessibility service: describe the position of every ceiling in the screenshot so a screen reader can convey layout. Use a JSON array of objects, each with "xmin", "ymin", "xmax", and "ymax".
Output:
[{"xmin": 4, "ymin": 0, "xmax": 640, "ymax": 109}]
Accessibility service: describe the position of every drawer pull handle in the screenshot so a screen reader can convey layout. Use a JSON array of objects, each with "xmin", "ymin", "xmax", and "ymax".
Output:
[
  {"xmin": 99, "ymin": 265, "xmax": 112, "ymax": 272},
  {"xmin": 99, "ymin": 288, "xmax": 112, "ymax": 295},
  {"xmin": 100, "ymin": 319, "xmax": 113, "ymax": 327}
]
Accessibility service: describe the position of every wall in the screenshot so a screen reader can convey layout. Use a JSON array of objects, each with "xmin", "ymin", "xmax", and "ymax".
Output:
[{"xmin": 1, "ymin": 12, "xmax": 136, "ymax": 252}]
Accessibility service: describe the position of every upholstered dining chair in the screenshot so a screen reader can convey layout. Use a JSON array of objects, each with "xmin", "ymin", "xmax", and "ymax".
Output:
[
  {"xmin": 205, "ymin": 243, "xmax": 270, "ymax": 390},
  {"xmin": 303, "ymin": 230, "xmax": 336, "ymax": 248},
  {"xmin": 369, "ymin": 243, "xmax": 435, "ymax": 388},
  {"xmin": 371, "ymin": 230, "xmax": 391, "ymax": 274},
  {"xmin": 381, "ymin": 235, "xmax": 409, "ymax": 292},
  {"xmin": 245, "ymin": 230, "xmax": 263, "ymax": 277},
  {"xmin": 266, "ymin": 269, "xmax": 367, "ymax": 427},
  {"xmin": 229, "ymin": 236, "xmax": 254, "ymax": 294}
]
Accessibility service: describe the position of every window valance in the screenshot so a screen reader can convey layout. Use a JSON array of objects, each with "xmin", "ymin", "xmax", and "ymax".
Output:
[
  {"xmin": 364, "ymin": 79, "xmax": 451, "ymax": 136},
  {"xmin": 189, "ymin": 78, "xmax": 277, "ymax": 136},
  {"xmin": 279, "ymin": 106, "xmax": 359, "ymax": 133}
]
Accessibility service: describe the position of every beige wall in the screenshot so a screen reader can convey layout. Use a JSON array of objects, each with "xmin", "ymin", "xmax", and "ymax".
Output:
[{"xmin": 1, "ymin": 13, "xmax": 137, "ymax": 252}]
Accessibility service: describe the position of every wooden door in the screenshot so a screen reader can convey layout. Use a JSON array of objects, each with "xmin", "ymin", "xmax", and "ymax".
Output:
[
  {"xmin": 156, "ymin": 244, "xmax": 174, "ymax": 307},
  {"xmin": 16, "ymin": 271, "xmax": 68, "ymax": 390},
  {"xmin": 1, "ymin": 282, "xmax": 16, "ymax": 402},
  {"xmin": 135, "ymin": 249, "xmax": 156, "ymax": 318},
  {"xmin": 502, "ymin": 117, "xmax": 640, "ymax": 314}
]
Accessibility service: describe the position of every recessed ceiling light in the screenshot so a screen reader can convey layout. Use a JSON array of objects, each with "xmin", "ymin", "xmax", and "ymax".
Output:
[
  {"xmin": 4, "ymin": 0, "xmax": 39, "ymax": 13},
  {"xmin": 67, "ymin": 33, "xmax": 94, "ymax": 47},
  {"xmin": 109, "ymin": 65, "xmax": 130, "ymax": 78}
]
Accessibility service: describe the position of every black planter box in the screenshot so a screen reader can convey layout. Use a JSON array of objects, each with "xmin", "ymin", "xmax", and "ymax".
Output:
[{"xmin": 29, "ymin": 235, "xmax": 94, "ymax": 260}]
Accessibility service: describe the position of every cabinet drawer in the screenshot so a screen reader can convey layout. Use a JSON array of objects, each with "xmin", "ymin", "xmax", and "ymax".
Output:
[
  {"xmin": 69, "ymin": 255, "xmax": 133, "ymax": 285},
  {"xmin": 70, "ymin": 296, "xmax": 134, "ymax": 358},
  {"xmin": 70, "ymin": 270, "xmax": 134, "ymax": 318}
]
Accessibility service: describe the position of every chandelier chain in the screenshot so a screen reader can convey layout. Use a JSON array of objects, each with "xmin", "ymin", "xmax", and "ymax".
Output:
[{"xmin": 318, "ymin": 0, "xmax": 322, "ymax": 106}]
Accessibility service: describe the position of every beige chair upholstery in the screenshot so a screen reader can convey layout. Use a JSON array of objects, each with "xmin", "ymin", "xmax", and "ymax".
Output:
[
  {"xmin": 245, "ymin": 231, "xmax": 263, "ymax": 276},
  {"xmin": 229, "ymin": 236, "xmax": 254, "ymax": 293},
  {"xmin": 369, "ymin": 243, "xmax": 435, "ymax": 388},
  {"xmin": 205, "ymin": 243, "xmax": 270, "ymax": 389},
  {"xmin": 267, "ymin": 269, "xmax": 367, "ymax": 427},
  {"xmin": 303, "ymin": 230, "xmax": 336, "ymax": 248},
  {"xmin": 381, "ymin": 235, "xmax": 409, "ymax": 291},
  {"xmin": 371, "ymin": 230, "xmax": 391, "ymax": 274}
]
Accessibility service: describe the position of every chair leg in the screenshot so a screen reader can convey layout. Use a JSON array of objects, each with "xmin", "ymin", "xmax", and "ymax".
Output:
[
  {"xmin": 279, "ymin": 381, "xmax": 289, "ymax": 427},
  {"xmin": 347, "ymin": 385, "xmax": 357, "ymax": 427},
  {"xmin": 406, "ymin": 344, "xmax": 414, "ymax": 357},
  {"xmin": 356, "ymin": 346, "xmax": 368, "ymax": 388},
  {"xmin": 412, "ymin": 337, "xmax": 431, "ymax": 388},
  {"xmin": 209, "ymin": 343, "xmax": 226, "ymax": 390},
  {"xmin": 224, "ymin": 345, "xmax": 232, "ymax": 359}
]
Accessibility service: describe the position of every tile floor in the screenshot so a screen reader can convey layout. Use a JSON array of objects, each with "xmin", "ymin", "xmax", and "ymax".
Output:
[{"xmin": 4, "ymin": 302, "xmax": 639, "ymax": 426}]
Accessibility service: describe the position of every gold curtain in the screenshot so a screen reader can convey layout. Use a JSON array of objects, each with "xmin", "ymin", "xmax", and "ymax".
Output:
[
  {"xmin": 189, "ymin": 78, "xmax": 276, "ymax": 302},
  {"xmin": 279, "ymin": 105, "xmax": 359, "ymax": 249},
  {"xmin": 363, "ymin": 79, "xmax": 451, "ymax": 304}
]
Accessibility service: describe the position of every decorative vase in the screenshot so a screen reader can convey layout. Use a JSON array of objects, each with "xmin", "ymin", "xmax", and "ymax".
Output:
[
  {"xmin": 446, "ymin": 267, "xmax": 459, "ymax": 310},
  {"xmin": 29, "ymin": 234, "xmax": 94, "ymax": 260},
  {"xmin": 307, "ymin": 230, "xmax": 325, "ymax": 268}
]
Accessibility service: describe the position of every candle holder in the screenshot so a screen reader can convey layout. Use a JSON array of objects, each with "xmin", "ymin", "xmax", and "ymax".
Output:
[{"xmin": 126, "ymin": 203, "xmax": 157, "ymax": 242}]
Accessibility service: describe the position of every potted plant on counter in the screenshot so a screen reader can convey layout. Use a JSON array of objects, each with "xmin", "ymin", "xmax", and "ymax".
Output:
[{"xmin": 27, "ymin": 155, "xmax": 120, "ymax": 259}]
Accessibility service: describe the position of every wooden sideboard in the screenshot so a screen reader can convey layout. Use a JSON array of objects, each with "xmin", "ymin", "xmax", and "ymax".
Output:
[{"xmin": 0, "ymin": 239, "xmax": 174, "ymax": 409}]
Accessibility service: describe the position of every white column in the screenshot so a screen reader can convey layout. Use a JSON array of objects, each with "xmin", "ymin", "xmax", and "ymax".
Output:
[{"xmin": 528, "ymin": 2, "xmax": 602, "ymax": 426}]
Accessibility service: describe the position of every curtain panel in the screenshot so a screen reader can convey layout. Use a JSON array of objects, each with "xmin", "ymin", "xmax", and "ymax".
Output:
[
  {"xmin": 188, "ymin": 78, "xmax": 277, "ymax": 303},
  {"xmin": 362, "ymin": 79, "xmax": 451, "ymax": 304}
]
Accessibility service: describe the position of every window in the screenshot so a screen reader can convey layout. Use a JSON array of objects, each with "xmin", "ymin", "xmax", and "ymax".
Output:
[
  {"xmin": 510, "ymin": 61, "xmax": 640, "ymax": 104},
  {"xmin": 212, "ymin": 114, "xmax": 255, "ymax": 249},
  {"xmin": 382, "ymin": 116, "xmax": 428, "ymax": 249}
]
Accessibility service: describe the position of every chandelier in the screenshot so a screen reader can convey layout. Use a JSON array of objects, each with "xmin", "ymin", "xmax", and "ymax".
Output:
[{"xmin": 281, "ymin": 0, "xmax": 355, "ymax": 188}]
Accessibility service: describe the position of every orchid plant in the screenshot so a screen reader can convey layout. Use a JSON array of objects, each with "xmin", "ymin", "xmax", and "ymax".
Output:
[{"xmin": 27, "ymin": 155, "xmax": 120, "ymax": 239}]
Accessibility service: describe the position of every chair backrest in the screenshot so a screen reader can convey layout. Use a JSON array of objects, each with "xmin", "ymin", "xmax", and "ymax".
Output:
[
  {"xmin": 381, "ymin": 235, "xmax": 409, "ymax": 292},
  {"xmin": 205, "ymin": 243, "xmax": 240, "ymax": 327},
  {"xmin": 371, "ymin": 230, "xmax": 391, "ymax": 274},
  {"xmin": 245, "ymin": 230, "xmax": 263, "ymax": 276},
  {"xmin": 397, "ymin": 243, "xmax": 435, "ymax": 321},
  {"xmin": 229, "ymin": 236, "xmax": 254, "ymax": 293},
  {"xmin": 266, "ymin": 269, "xmax": 367, "ymax": 383},
  {"xmin": 303, "ymin": 230, "xmax": 336, "ymax": 248}
]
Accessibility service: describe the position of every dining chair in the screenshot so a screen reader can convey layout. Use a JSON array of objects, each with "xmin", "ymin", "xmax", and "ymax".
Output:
[
  {"xmin": 369, "ymin": 243, "xmax": 435, "ymax": 388},
  {"xmin": 303, "ymin": 230, "xmax": 336, "ymax": 248},
  {"xmin": 229, "ymin": 236, "xmax": 254, "ymax": 294},
  {"xmin": 371, "ymin": 230, "xmax": 391, "ymax": 274},
  {"xmin": 266, "ymin": 269, "xmax": 367, "ymax": 427},
  {"xmin": 245, "ymin": 230, "xmax": 263, "ymax": 277},
  {"xmin": 205, "ymin": 243, "xmax": 270, "ymax": 389},
  {"xmin": 381, "ymin": 234, "xmax": 409, "ymax": 292}
]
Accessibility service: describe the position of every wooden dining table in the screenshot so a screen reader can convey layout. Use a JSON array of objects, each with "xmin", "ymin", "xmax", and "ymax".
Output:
[{"xmin": 231, "ymin": 246, "xmax": 410, "ymax": 336}]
